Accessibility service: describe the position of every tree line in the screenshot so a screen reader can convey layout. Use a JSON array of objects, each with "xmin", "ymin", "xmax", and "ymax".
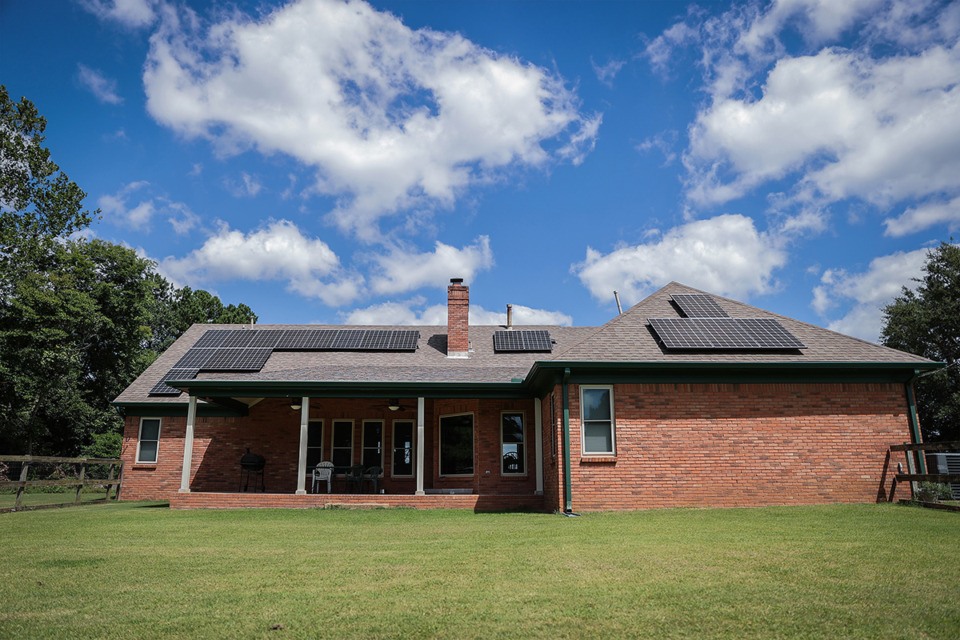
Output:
[{"xmin": 0, "ymin": 86, "xmax": 256, "ymax": 457}]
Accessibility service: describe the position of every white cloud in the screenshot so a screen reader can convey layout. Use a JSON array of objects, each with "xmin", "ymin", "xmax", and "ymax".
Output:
[
  {"xmin": 811, "ymin": 247, "xmax": 929, "ymax": 341},
  {"xmin": 143, "ymin": 0, "xmax": 598, "ymax": 239},
  {"xmin": 159, "ymin": 220, "xmax": 362, "ymax": 306},
  {"xmin": 572, "ymin": 214, "xmax": 787, "ymax": 306},
  {"xmin": 685, "ymin": 44, "xmax": 960, "ymax": 208},
  {"xmin": 342, "ymin": 298, "xmax": 571, "ymax": 326},
  {"xmin": 883, "ymin": 194, "xmax": 960, "ymax": 237},
  {"xmin": 98, "ymin": 181, "xmax": 155, "ymax": 229},
  {"xmin": 77, "ymin": 64, "xmax": 123, "ymax": 105},
  {"xmin": 370, "ymin": 236, "xmax": 494, "ymax": 295},
  {"xmin": 80, "ymin": 0, "xmax": 156, "ymax": 29},
  {"xmin": 591, "ymin": 57, "xmax": 625, "ymax": 87},
  {"xmin": 223, "ymin": 172, "xmax": 264, "ymax": 198}
]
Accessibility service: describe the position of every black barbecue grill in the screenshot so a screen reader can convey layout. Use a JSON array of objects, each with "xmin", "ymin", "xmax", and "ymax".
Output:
[{"xmin": 239, "ymin": 448, "xmax": 265, "ymax": 492}]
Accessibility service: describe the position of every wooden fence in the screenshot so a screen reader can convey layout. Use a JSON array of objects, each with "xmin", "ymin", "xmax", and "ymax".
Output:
[{"xmin": 0, "ymin": 455, "xmax": 123, "ymax": 513}]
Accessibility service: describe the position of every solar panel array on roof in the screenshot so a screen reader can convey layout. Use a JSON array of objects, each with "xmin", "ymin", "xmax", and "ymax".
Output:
[
  {"xmin": 150, "ymin": 328, "xmax": 421, "ymax": 395},
  {"xmin": 493, "ymin": 330, "xmax": 553, "ymax": 352},
  {"xmin": 671, "ymin": 294, "xmax": 730, "ymax": 318},
  {"xmin": 648, "ymin": 318, "xmax": 806, "ymax": 350},
  {"xmin": 149, "ymin": 367, "xmax": 200, "ymax": 395}
]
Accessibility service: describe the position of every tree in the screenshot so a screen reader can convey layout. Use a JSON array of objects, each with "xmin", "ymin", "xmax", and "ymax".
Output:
[
  {"xmin": 880, "ymin": 242, "xmax": 960, "ymax": 442},
  {"xmin": 0, "ymin": 87, "xmax": 258, "ymax": 456},
  {"xmin": 0, "ymin": 86, "xmax": 94, "ymax": 258}
]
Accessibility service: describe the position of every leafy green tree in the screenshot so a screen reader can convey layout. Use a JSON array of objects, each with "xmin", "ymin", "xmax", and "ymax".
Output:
[
  {"xmin": 881, "ymin": 242, "xmax": 960, "ymax": 442},
  {"xmin": 0, "ymin": 87, "xmax": 258, "ymax": 456},
  {"xmin": 0, "ymin": 86, "xmax": 95, "ymax": 258}
]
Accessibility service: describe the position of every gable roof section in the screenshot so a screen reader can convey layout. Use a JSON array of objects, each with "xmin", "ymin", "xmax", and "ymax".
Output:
[{"xmin": 550, "ymin": 282, "xmax": 933, "ymax": 365}]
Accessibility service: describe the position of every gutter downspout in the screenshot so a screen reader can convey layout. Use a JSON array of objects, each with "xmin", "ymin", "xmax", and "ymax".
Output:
[
  {"xmin": 905, "ymin": 372, "xmax": 926, "ymax": 475},
  {"xmin": 562, "ymin": 368, "xmax": 573, "ymax": 513}
]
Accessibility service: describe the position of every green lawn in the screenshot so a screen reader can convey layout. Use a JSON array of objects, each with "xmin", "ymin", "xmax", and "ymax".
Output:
[{"xmin": 0, "ymin": 503, "xmax": 957, "ymax": 639}]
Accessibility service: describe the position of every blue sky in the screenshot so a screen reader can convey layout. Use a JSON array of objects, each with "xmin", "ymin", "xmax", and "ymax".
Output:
[{"xmin": 3, "ymin": 0, "xmax": 959, "ymax": 341}]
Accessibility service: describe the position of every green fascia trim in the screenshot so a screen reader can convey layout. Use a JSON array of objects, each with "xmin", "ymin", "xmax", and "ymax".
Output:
[
  {"xmin": 164, "ymin": 379, "xmax": 529, "ymax": 399},
  {"xmin": 526, "ymin": 360, "xmax": 942, "ymax": 392},
  {"xmin": 112, "ymin": 402, "xmax": 245, "ymax": 418}
]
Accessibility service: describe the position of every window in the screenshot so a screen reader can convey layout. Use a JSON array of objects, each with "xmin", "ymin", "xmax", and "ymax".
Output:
[
  {"xmin": 392, "ymin": 420, "xmax": 415, "ymax": 477},
  {"xmin": 361, "ymin": 420, "xmax": 383, "ymax": 470},
  {"xmin": 501, "ymin": 412, "xmax": 525, "ymax": 475},
  {"xmin": 307, "ymin": 420, "xmax": 324, "ymax": 467},
  {"xmin": 136, "ymin": 418, "xmax": 161, "ymax": 463},
  {"xmin": 331, "ymin": 420, "xmax": 354, "ymax": 467},
  {"xmin": 581, "ymin": 385, "xmax": 615, "ymax": 455},
  {"xmin": 439, "ymin": 413, "xmax": 474, "ymax": 476}
]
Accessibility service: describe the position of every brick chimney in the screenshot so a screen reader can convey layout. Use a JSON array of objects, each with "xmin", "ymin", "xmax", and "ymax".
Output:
[{"xmin": 447, "ymin": 278, "xmax": 469, "ymax": 357}]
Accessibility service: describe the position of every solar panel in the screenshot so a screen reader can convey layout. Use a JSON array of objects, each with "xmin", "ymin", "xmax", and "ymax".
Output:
[
  {"xmin": 202, "ymin": 348, "xmax": 273, "ymax": 371},
  {"xmin": 671, "ymin": 294, "xmax": 730, "ymax": 318},
  {"xmin": 358, "ymin": 329, "xmax": 419, "ymax": 351},
  {"xmin": 148, "ymin": 367, "xmax": 199, "ymax": 395},
  {"xmin": 493, "ymin": 330, "xmax": 553, "ymax": 352},
  {"xmin": 218, "ymin": 330, "xmax": 259, "ymax": 348},
  {"xmin": 649, "ymin": 318, "xmax": 805, "ymax": 350},
  {"xmin": 193, "ymin": 330, "xmax": 233, "ymax": 348},
  {"xmin": 275, "ymin": 329, "xmax": 336, "ymax": 350},
  {"xmin": 173, "ymin": 348, "xmax": 217, "ymax": 369},
  {"xmin": 248, "ymin": 330, "xmax": 282, "ymax": 348},
  {"xmin": 331, "ymin": 330, "xmax": 363, "ymax": 350},
  {"xmin": 738, "ymin": 318, "xmax": 806, "ymax": 349}
]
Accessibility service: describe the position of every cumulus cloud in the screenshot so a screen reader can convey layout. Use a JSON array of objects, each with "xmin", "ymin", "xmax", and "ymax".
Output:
[
  {"xmin": 342, "ymin": 298, "xmax": 571, "ymax": 326},
  {"xmin": 572, "ymin": 214, "xmax": 787, "ymax": 306},
  {"xmin": 685, "ymin": 44, "xmax": 960, "ymax": 208},
  {"xmin": 77, "ymin": 64, "xmax": 123, "ymax": 104},
  {"xmin": 811, "ymin": 247, "xmax": 929, "ymax": 341},
  {"xmin": 370, "ymin": 236, "xmax": 494, "ymax": 295},
  {"xmin": 98, "ymin": 181, "xmax": 155, "ymax": 229},
  {"xmin": 143, "ymin": 0, "xmax": 598, "ymax": 239},
  {"xmin": 159, "ymin": 220, "xmax": 362, "ymax": 306},
  {"xmin": 884, "ymin": 195, "xmax": 960, "ymax": 237},
  {"xmin": 80, "ymin": 0, "xmax": 156, "ymax": 29}
]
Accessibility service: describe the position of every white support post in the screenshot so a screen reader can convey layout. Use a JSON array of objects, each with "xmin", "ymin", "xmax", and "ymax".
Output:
[
  {"xmin": 179, "ymin": 395, "xmax": 197, "ymax": 493},
  {"xmin": 415, "ymin": 397, "xmax": 425, "ymax": 496},
  {"xmin": 534, "ymin": 398, "xmax": 544, "ymax": 495},
  {"xmin": 296, "ymin": 397, "xmax": 310, "ymax": 495}
]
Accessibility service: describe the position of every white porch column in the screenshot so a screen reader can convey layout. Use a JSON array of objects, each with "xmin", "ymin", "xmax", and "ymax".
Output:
[
  {"xmin": 534, "ymin": 398, "xmax": 544, "ymax": 495},
  {"xmin": 415, "ymin": 396, "xmax": 425, "ymax": 496},
  {"xmin": 178, "ymin": 395, "xmax": 197, "ymax": 493},
  {"xmin": 295, "ymin": 397, "xmax": 310, "ymax": 495}
]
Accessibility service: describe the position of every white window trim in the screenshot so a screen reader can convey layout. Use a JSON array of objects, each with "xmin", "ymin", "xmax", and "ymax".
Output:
[
  {"xmin": 136, "ymin": 417, "xmax": 162, "ymax": 464},
  {"xmin": 438, "ymin": 412, "xmax": 475, "ymax": 477},
  {"xmin": 580, "ymin": 385, "xmax": 616, "ymax": 456},
  {"xmin": 331, "ymin": 419, "xmax": 355, "ymax": 467},
  {"xmin": 500, "ymin": 410, "xmax": 527, "ymax": 476},
  {"xmin": 361, "ymin": 419, "xmax": 384, "ymax": 472},
  {"xmin": 391, "ymin": 419, "xmax": 416, "ymax": 478}
]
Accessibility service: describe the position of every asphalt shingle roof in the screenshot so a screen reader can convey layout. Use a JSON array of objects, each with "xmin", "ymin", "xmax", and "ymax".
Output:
[{"xmin": 114, "ymin": 282, "xmax": 933, "ymax": 405}]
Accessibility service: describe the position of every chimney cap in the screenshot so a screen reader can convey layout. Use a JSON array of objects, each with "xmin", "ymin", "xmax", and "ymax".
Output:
[{"xmin": 450, "ymin": 277, "xmax": 464, "ymax": 285}]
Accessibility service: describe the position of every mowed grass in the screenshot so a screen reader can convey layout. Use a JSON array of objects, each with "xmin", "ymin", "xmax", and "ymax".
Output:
[{"xmin": 0, "ymin": 503, "xmax": 957, "ymax": 639}]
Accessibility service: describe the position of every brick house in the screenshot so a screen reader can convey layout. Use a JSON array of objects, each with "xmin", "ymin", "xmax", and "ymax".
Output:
[{"xmin": 113, "ymin": 280, "xmax": 936, "ymax": 511}]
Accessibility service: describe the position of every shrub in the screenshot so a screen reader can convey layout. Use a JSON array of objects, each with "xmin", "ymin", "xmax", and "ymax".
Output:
[{"xmin": 915, "ymin": 481, "xmax": 953, "ymax": 503}]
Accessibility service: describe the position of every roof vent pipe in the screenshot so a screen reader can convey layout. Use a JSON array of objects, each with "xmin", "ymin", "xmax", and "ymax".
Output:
[
  {"xmin": 506, "ymin": 304, "xmax": 513, "ymax": 329},
  {"xmin": 614, "ymin": 290, "xmax": 623, "ymax": 315}
]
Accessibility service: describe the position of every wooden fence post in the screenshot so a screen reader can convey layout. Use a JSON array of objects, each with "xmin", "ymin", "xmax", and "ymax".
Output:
[
  {"xmin": 15, "ymin": 460, "xmax": 30, "ymax": 509},
  {"xmin": 74, "ymin": 462, "xmax": 87, "ymax": 504}
]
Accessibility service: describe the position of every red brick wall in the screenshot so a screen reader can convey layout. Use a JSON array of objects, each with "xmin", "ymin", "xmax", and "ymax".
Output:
[
  {"xmin": 543, "ymin": 382, "xmax": 911, "ymax": 512},
  {"xmin": 121, "ymin": 396, "xmax": 538, "ymax": 502},
  {"xmin": 446, "ymin": 282, "xmax": 469, "ymax": 353}
]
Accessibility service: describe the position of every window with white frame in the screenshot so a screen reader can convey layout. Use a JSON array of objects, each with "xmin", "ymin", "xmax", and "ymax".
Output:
[
  {"xmin": 307, "ymin": 420, "xmax": 324, "ymax": 467},
  {"xmin": 361, "ymin": 420, "xmax": 384, "ymax": 470},
  {"xmin": 439, "ymin": 413, "xmax": 474, "ymax": 476},
  {"xmin": 331, "ymin": 420, "xmax": 354, "ymax": 467},
  {"xmin": 581, "ymin": 385, "xmax": 615, "ymax": 455},
  {"xmin": 500, "ymin": 412, "xmax": 525, "ymax": 475},
  {"xmin": 136, "ymin": 418, "xmax": 161, "ymax": 463},
  {"xmin": 392, "ymin": 420, "xmax": 415, "ymax": 477}
]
